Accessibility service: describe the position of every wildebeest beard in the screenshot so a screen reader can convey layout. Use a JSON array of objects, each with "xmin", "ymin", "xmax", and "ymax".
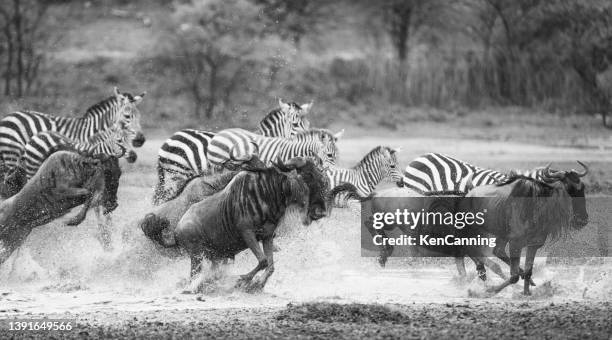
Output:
[
  {"xmin": 501, "ymin": 175, "xmax": 581, "ymax": 241},
  {"xmin": 289, "ymin": 161, "xmax": 330, "ymax": 224}
]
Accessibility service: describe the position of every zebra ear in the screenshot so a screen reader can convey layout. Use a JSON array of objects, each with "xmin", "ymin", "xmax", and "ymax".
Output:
[
  {"xmin": 392, "ymin": 147, "xmax": 402, "ymax": 154},
  {"xmin": 333, "ymin": 129, "xmax": 344, "ymax": 140},
  {"xmin": 133, "ymin": 92, "xmax": 146, "ymax": 104},
  {"xmin": 278, "ymin": 98, "xmax": 291, "ymax": 113},
  {"xmin": 113, "ymin": 87, "xmax": 121, "ymax": 97},
  {"xmin": 300, "ymin": 101, "xmax": 313, "ymax": 114}
]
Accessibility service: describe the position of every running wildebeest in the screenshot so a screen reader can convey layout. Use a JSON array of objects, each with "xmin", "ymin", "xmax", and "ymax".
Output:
[
  {"xmin": 0, "ymin": 151, "xmax": 119, "ymax": 266},
  {"xmin": 337, "ymin": 179, "xmax": 506, "ymax": 281},
  {"xmin": 460, "ymin": 162, "xmax": 589, "ymax": 295},
  {"xmin": 140, "ymin": 170, "xmax": 238, "ymax": 248},
  {"xmin": 174, "ymin": 157, "xmax": 331, "ymax": 292}
]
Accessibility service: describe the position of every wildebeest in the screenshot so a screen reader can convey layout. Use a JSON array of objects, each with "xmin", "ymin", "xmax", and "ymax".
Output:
[
  {"xmin": 140, "ymin": 170, "xmax": 238, "ymax": 248},
  {"xmin": 174, "ymin": 157, "xmax": 331, "ymax": 292},
  {"xmin": 336, "ymin": 180, "xmax": 506, "ymax": 281},
  {"xmin": 0, "ymin": 151, "xmax": 119, "ymax": 266},
  {"xmin": 459, "ymin": 162, "xmax": 589, "ymax": 295}
]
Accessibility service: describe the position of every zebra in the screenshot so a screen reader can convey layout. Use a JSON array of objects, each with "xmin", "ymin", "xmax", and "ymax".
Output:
[
  {"xmin": 325, "ymin": 146, "xmax": 402, "ymax": 205},
  {"xmin": 206, "ymin": 128, "xmax": 342, "ymax": 170},
  {"xmin": 258, "ymin": 99, "xmax": 312, "ymax": 136},
  {"xmin": 401, "ymin": 153, "xmax": 548, "ymax": 192},
  {"xmin": 1, "ymin": 125, "xmax": 137, "ymax": 197},
  {"xmin": 0, "ymin": 87, "xmax": 146, "ymax": 170},
  {"xmin": 153, "ymin": 99, "xmax": 312, "ymax": 205}
]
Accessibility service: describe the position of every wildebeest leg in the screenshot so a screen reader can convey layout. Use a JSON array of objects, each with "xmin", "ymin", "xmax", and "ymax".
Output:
[
  {"xmin": 94, "ymin": 206, "xmax": 112, "ymax": 251},
  {"xmin": 235, "ymin": 229, "xmax": 267, "ymax": 288},
  {"xmin": 366, "ymin": 218, "xmax": 392, "ymax": 267},
  {"xmin": 476, "ymin": 257, "xmax": 507, "ymax": 280},
  {"xmin": 493, "ymin": 239, "xmax": 534, "ymax": 286},
  {"xmin": 455, "ymin": 257, "xmax": 467, "ymax": 279},
  {"xmin": 522, "ymin": 245, "xmax": 539, "ymax": 295},
  {"xmin": 487, "ymin": 243, "xmax": 522, "ymax": 294},
  {"xmin": 65, "ymin": 194, "xmax": 93, "ymax": 226},
  {"xmin": 246, "ymin": 237, "xmax": 276, "ymax": 292},
  {"xmin": 190, "ymin": 253, "xmax": 204, "ymax": 279}
]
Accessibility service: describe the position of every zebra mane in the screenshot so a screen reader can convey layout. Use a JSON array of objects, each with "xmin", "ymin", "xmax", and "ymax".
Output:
[
  {"xmin": 293, "ymin": 128, "xmax": 335, "ymax": 139},
  {"xmin": 83, "ymin": 96, "xmax": 120, "ymax": 118},
  {"xmin": 352, "ymin": 146, "xmax": 393, "ymax": 171}
]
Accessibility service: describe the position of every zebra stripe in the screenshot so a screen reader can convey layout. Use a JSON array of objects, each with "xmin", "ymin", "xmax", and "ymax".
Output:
[
  {"xmin": 402, "ymin": 153, "xmax": 545, "ymax": 192},
  {"xmin": 326, "ymin": 146, "xmax": 402, "ymax": 197},
  {"xmin": 0, "ymin": 87, "xmax": 144, "ymax": 169},
  {"xmin": 13, "ymin": 126, "xmax": 135, "ymax": 179},
  {"xmin": 153, "ymin": 101, "xmax": 313, "ymax": 204},
  {"xmin": 207, "ymin": 128, "xmax": 338, "ymax": 169},
  {"xmin": 258, "ymin": 100, "xmax": 311, "ymax": 137}
]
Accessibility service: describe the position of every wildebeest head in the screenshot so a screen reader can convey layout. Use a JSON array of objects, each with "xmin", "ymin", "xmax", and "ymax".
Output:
[
  {"xmin": 275, "ymin": 157, "xmax": 330, "ymax": 225},
  {"xmin": 541, "ymin": 161, "xmax": 589, "ymax": 229}
]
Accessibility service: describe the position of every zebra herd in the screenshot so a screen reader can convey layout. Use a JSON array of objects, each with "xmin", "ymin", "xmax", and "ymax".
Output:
[{"xmin": 0, "ymin": 86, "xmax": 552, "ymax": 212}]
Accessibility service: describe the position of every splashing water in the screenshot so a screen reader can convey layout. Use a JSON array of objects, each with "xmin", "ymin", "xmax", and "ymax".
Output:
[{"xmin": 0, "ymin": 194, "xmax": 610, "ymax": 314}]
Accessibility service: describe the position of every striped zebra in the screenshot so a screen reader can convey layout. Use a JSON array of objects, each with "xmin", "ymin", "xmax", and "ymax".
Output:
[
  {"xmin": 1, "ymin": 125, "xmax": 137, "ymax": 197},
  {"xmin": 153, "ymin": 99, "xmax": 312, "ymax": 204},
  {"xmin": 326, "ymin": 146, "xmax": 402, "ymax": 205},
  {"xmin": 258, "ymin": 99, "xmax": 311, "ymax": 136},
  {"xmin": 401, "ymin": 153, "xmax": 548, "ymax": 192},
  {"xmin": 0, "ymin": 87, "xmax": 146, "ymax": 170},
  {"xmin": 207, "ymin": 128, "xmax": 342, "ymax": 170}
]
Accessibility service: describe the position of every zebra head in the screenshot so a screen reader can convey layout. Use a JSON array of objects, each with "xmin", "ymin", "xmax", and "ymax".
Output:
[
  {"xmin": 294, "ymin": 128, "xmax": 343, "ymax": 166},
  {"xmin": 88, "ymin": 123, "xmax": 137, "ymax": 163},
  {"xmin": 112, "ymin": 87, "xmax": 146, "ymax": 148},
  {"xmin": 383, "ymin": 146, "xmax": 403, "ymax": 184},
  {"xmin": 278, "ymin": 98, "xmax": 311, "ymax": 136}
]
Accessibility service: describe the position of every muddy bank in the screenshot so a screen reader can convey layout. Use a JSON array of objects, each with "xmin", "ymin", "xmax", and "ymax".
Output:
[{"xmin": 6, "ymin": 301, "xmax": 610, "ymax": 339}]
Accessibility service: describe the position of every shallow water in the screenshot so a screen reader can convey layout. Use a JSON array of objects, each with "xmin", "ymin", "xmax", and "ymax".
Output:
[{"xmin": 0, "ymin": 192, "xmax": 610, "ymax": 315}]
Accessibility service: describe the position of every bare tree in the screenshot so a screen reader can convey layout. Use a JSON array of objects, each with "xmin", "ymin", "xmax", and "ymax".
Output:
[
  {"xmin": 166, "ymin": 0, "xmax": 266, "ymax": 119},
  {"xmin": 252, "ymin": 0, "xmax": 337, "ymax": 46},
  {"xmin": 0, "ymin": 0, "xmax": 49, "ymax": 97}
]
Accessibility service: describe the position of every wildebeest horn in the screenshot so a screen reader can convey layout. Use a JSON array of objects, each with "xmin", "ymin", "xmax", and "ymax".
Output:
[
  {"xmin": 284, "ymin": 157, "xmax": 308, "ymax": 169},
  {"xmin": 543, "ymin": 165, "xmax": 565, "ymax": 180},
  {"xmin": 573, "ymin": 161, "xmax": 589, "ymax": 177}
]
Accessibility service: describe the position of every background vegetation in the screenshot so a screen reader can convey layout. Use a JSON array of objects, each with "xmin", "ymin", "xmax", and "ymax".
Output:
[{"xmin": 0, "ymin": 0, "xmax": 612, "ymax": 138}]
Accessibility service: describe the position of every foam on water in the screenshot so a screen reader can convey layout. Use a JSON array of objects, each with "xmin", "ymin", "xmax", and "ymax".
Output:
[{"xmin": 0, "ymin": 199, "xmax": 610, "ymax": 314}]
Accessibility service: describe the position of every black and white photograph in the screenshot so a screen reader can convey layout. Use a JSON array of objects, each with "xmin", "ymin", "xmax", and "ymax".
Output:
[{"xmin": 0, "ymin": 0, "xmax": 610, "ymax": 338}]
